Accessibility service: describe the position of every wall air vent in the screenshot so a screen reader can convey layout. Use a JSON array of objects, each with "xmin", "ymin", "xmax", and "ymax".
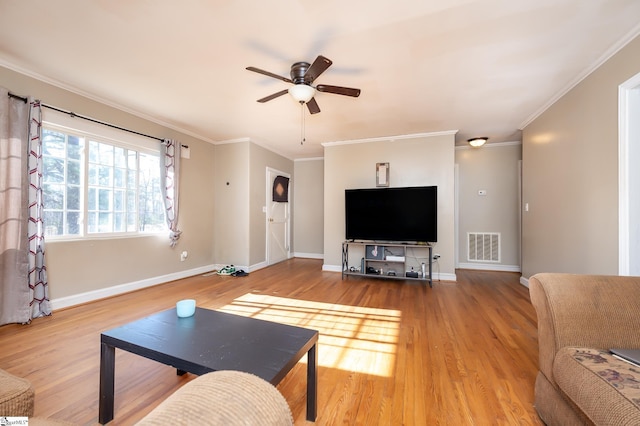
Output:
[{"xmin": 467, "ymin": 232, "xmax": 500, "ymax": 263}]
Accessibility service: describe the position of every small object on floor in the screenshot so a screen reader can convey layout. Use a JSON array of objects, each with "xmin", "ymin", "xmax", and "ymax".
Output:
[
  {"xmin": 217, "ymin": 265, "xmax": 236, "ymax": 276},
  {"xmin": 231, "ymin": 269, "xmax": 248, "ymax": 277}
]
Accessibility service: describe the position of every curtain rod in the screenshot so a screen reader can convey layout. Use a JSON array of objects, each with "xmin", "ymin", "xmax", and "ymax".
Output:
[
  {"xmin": 8, "ymin": 92, "xmax": 27, "ymax": 103},
  {"xmin": 7, "ymin": 92, "xmax": 188, "ymax": 148}
]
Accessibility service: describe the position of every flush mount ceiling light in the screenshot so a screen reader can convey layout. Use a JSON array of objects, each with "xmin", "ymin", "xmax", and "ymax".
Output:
[
  {"xmin": 468, "ymin": 137, "xmax": 488, "ymax": 148},
  {"xmin": 288, "ymin": 84, "xmax": 316, "ymax": 103}
]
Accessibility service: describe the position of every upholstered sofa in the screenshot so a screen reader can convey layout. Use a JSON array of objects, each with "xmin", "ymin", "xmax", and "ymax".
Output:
[
  {"xmin": 529, "ymin": 273, "xmax": 640, "ymax": 425},
  {"xmin": 0, "ymin": 368, "xmax": 293, "ymax": 425}
]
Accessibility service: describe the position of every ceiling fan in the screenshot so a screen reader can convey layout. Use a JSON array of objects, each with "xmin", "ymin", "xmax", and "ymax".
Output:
[{"xmin": 246, "ymin": 55, "xmax": 361, "ymax": 114}]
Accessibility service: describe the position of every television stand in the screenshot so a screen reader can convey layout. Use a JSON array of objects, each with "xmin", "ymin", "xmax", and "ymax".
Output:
[{"xmin": 341, "ymin": 241, "xmax": 432, "ymax": 287}]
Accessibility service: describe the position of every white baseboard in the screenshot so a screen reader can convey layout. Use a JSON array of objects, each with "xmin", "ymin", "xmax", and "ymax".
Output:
[
  {"xmin": 50, "ymin": 264, "xmax": 217, "ymax": 311},
  {"xmin": 248, "ymin": 261, "xmax": 268, "ymax": 272},
  {"xmin": 294, "ymin": 252, "xmax": 324, "ymax": 259},
  {"xmin": 50, "ymin": 260, "xmax": 468, "ymax": 311},
  {"xmin": 436, "ymin": 272, "xmax": 457, "ymax": 282},
  {"xmin": 322, "ymin": 264, "xmax": 342, "ymax": 273},
  {"xmin": 457, "ymin": 262, "xmax": 521, "ymax": 273},
  {"xmin": 519, "ymin": 276, "xmax": 530, "ymax": 288}
]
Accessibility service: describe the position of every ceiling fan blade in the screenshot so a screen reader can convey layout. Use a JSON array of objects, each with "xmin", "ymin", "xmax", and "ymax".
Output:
[
  {"xmin": 304, "ymin": 55, "xmax": 332, "ymax": 84},
  {"xmin": 316, "ymin": 84, "xmax": 361, "ymax": 97},
  {"xmin": 246, "ymin": 67, "xmax": 293, "ymax": 84},
  {"xmin": 306, "ymin": 97, "xmax": 321, "ymax": 114},
  {"xmin": 257, "ymin": 89, "xmax": 289, "ymax": 103}
]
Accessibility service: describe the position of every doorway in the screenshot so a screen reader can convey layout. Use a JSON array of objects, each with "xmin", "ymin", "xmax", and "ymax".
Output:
[
  {"xmin": 619, "ymin": 72, "xmax": 640, "ymax": 275},
  {"xmin": 266, "ymin": 167, "xmax": 291, "ymax": 266}
]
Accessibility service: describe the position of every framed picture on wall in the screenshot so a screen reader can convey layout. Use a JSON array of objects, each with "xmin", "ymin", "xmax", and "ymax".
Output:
[{"xmin": 376, "ymin": 162, "xmax": 389, "ymax": 187}]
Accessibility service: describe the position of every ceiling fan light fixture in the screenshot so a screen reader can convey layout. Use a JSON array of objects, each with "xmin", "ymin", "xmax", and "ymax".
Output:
[
  {"xmin": 468, "ymin": 137, "xmax": 488, "ymax": 148},
  {"xmin": 288, "ymin": 84, "xmax": 316, "ymax": 103}
]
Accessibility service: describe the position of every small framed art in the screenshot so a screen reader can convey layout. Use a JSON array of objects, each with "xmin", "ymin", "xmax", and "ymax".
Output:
[{"xmin": 376, "ymin": 162, "xmax": 389, "ymax": 187}]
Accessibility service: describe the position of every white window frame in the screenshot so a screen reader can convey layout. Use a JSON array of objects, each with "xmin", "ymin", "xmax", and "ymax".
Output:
[{"xmin": 42, "ymin": 108, "xmax": 167, "ymax": 240}]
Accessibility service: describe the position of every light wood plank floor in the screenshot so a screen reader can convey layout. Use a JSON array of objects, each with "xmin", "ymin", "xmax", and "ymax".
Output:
[{"xmin": 0, "ymin": 258, "xmax": 542, "ymax": 425}]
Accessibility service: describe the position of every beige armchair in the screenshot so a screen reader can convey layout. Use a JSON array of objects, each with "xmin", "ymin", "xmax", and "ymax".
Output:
[{"xmin": 529, "ymin": 273, "xmax": 640, "ymax": 425}]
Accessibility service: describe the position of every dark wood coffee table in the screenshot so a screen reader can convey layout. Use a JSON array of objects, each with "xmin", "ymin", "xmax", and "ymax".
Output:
[{"xmin": 99, "ymin": 307, "xmax": 318, "ymax": 424}]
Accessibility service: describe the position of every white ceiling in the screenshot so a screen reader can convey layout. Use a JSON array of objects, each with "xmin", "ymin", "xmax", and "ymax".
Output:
[{"xmin": 1, "ymin": 0, "xmax": 640, "ymax": 159}]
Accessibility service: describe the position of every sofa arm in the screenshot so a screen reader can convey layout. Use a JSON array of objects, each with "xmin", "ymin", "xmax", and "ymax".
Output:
[
  {"xmin": 136, "ymin": 370, "xmax": 293, "ymax": 426},
  {"xmin": 529, "ymin": 273, "xmax": 640, "ymax": 384}
]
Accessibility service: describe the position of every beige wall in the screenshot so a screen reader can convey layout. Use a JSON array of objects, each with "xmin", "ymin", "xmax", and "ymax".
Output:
[
  {"xmin": 455, "ymin": 143, "xmax": 522, "ymax": 270},
  {"xmin": 1, "ymin": 65, "xmax": 217, "ymax": 301},
  {"xmin": 212, "ymin": 140, "xmax": 294, "ymax": 269},
  {"xmin": 213, "ymin": 141, "xmax": 250, "ymax": 266},
  {"xmin": 293, "ymin": 159, "xmax": 324, "ymax": 257},
  {"xmin": 522, "ymin": 35, "xmax": 640, "ymax": 278},
  {"xmin": 323, "ymin": 133, "xmax": 457, "ymax": 279}
]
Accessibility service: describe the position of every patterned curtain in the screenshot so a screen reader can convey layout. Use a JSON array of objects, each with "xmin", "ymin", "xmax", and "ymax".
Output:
[
  {"xmin": 0, "ymin": 89, "xmax": 50, "ymax": 325},
  {"xmin": 27, "ymin": 99, "xmax": 51, "ymax": 318},
  {"xmin": 160, "ymin": 139, "xmax": 181, "ymax": 247}
]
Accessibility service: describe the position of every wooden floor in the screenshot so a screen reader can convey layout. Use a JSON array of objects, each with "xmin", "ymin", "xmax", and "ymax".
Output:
[{"xmin": 0, "ymin": 258, "xmax": 543, "ymax": 425}]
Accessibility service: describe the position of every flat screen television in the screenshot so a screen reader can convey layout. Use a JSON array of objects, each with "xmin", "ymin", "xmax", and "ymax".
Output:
[{"xmin": 345, "ymin": 186, "xmax": 437, "ymax": 243}]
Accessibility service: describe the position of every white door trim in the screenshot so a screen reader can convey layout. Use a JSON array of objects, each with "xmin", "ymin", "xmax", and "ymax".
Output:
[
  {"xmin": 618, "ymin": 71, "xmax": 640, "ymax": 275},
  {"xmin": 265, "ymin": 167, "xmax": 291, "ymax": 265}
]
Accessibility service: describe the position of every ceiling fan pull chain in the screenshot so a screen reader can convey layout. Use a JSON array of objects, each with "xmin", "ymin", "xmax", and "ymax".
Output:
[{"xmin": 300, "ymin": 101, "xmax": 305, "ymax": 145}]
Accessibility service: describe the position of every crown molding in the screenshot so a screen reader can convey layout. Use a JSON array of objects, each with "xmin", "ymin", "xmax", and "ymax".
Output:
[
  {"xmin": 215, "ymin": 136, "xmax": 300, "ymax": 161},
  {"xmin": 455, "ymin": 140, "xmax": 522, "ymax": 151},
  {"xmin": 214, "ymin": 137, "xmax": 251, "ymax": 145},
  {"xmin": 294, "ymin": 157, "xmax": 324, "ymax": 162},
  {"xmin": 322, "ymin": 130, "xmax": 458, "ymax": 147},
  {"xmin": 0, "ymin": 57, "xmax": 218, "ymax": 144},
  {"xmin": 519, "ymin": 22, "xmax": 640, "ymax": 130}
]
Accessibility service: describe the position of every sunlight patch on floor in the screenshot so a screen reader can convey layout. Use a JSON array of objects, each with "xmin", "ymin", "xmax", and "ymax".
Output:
[{"xmin": 219, "ymin": 293, "xmax": 401, "ymax": 377}]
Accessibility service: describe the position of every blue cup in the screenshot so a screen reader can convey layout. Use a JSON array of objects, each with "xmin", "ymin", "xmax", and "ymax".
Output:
[{"xmin": 176, "ymin": 299, "xmax": 196, "ymax": 317}]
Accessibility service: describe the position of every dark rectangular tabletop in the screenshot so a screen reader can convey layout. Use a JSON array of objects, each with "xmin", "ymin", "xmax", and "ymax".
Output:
[
  {"xmin": 101, "ymin": 307, "xmax": 318, "ymax": 383},
  {"xmin": 99, "ymin": 307, "xmax": 318, "ymax": 423}
]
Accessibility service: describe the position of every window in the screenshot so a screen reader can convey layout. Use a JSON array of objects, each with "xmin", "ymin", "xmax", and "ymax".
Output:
[{"xmin": 42, "ymin": 125, "xmax": 167, "ymax": 238}]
